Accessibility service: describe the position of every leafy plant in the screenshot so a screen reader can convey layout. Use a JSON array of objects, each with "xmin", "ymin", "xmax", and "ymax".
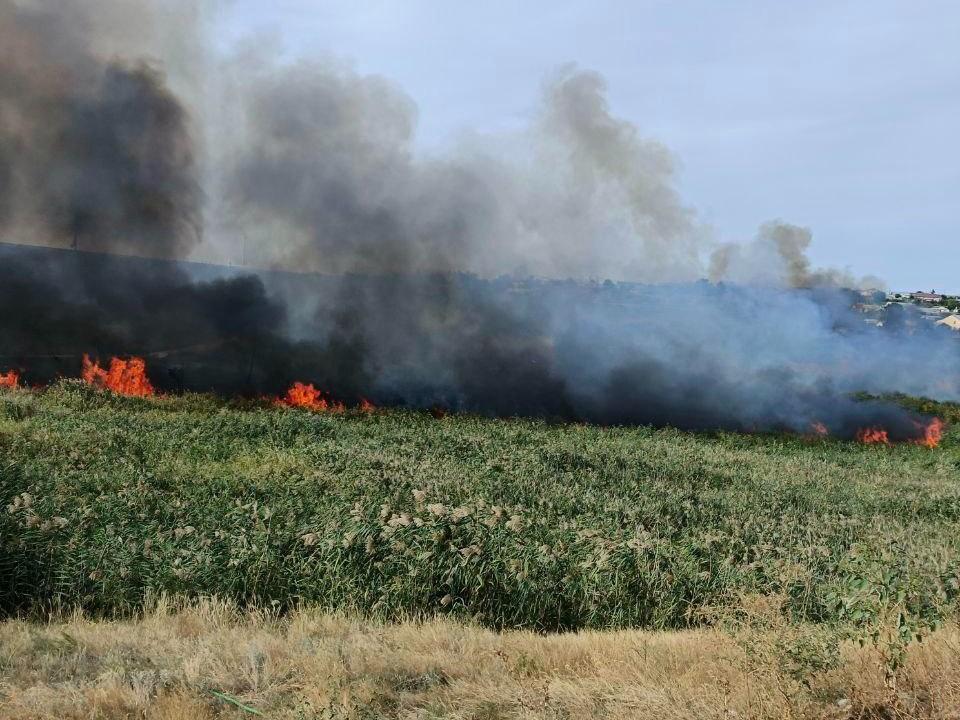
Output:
[{"xmin": 827, "ymin": 543, "xmax": 960, "ymax": 692}]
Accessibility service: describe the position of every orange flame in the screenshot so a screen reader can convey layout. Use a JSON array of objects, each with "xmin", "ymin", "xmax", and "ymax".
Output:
[
  {"xmin": 278, "ymin": 382, "xmax": 345, "ymax": 412},
  {"xmin": 810, "ymin": 421, "xmax": 828, "ymax": 437},
  {"xmin": 913, "ymin": 417, "xmax": 944, "ymax": 449},
  {"xmin": 0, "ymin": 370, "xmax": 19, "ymax": 389},
  {"xmin": 82, "ymin": 355, "xmax": 155, "ymax": 397},
  {"xmin": 855, "ymin": 418, "xmax": 944, "ymax": 449},
  {"xmin": 359, "ymin": 398, "xmax": 376, "ymax": 413},
  {"xmin": 856, "ymin": 427, "xmax": 890, "ymax": 445}
]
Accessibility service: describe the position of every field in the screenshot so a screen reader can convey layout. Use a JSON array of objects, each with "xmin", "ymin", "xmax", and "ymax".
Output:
[
  {"xmin": 3, "ymin": 382, "xmax": 960, "ymax": 717},
  {"xmin": 5, "ymin": 598, "xmax": 960, "ymax": 720}
]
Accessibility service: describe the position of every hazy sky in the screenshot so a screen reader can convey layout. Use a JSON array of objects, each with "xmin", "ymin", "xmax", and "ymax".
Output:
[{"xmin": 220, "ymin": 1, "xmax": 958, "ymax": 292}]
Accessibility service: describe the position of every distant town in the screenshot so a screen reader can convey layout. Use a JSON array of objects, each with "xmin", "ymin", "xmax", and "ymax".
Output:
[{"xmin": 855, "ymin": 288, "xmax": 960, "ymax": 334}]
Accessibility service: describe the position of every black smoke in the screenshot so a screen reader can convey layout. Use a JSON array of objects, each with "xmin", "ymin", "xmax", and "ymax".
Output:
[
  {"xmin": 0, "ymin": 1, "xmax": 957, "ymax": 441},
  {"xmin": 0, "ymin": 244, "xmax": 290, "ymax": 394},
  {"xmin": 0, "ymin": 0, "xmax": 199, "ymax": 257},
  {"xmin": 2, "ymin": 242, "xmax": 958, "ymax": 440}
]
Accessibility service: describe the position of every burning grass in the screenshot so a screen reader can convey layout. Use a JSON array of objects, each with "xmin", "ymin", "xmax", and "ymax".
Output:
[
  {"xmin": 276, "ymin": 381, "xmax": 346, "ymax": 412},
  {"xmin": 1, "ymin": 381, "xmax": 959, "ymax": 634},
  {"xmin": 10, "ymin": 355, "xmax": 952, "ymax": 446},
  {"xmin": 24, "ymin": 355, "xmax": 375, "ymax": 414},
  {"xmin": 81, "ymin": 355, "xmax": 154, "ymax": 397},
  {"xmin": 917, "ymin": 416, "xmax": 945, "ymax": 448},
  {"xmin": 276, "ymin": 382, "xmax": 376, "ymax": 413},
  {"xmin": 856, "ymin": 426, "xmax": 891, "ymax": 445}
]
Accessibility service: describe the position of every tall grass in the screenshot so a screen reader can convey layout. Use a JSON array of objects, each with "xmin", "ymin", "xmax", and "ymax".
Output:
[{"xmin": 2, "ymin": 381, "xmax": 959, "ymax": 631}]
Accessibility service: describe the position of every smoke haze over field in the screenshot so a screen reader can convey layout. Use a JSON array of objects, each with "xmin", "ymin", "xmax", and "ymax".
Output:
[{"xmin": 0, "ymin": 0, "xmax": 957, "ymax": 438}]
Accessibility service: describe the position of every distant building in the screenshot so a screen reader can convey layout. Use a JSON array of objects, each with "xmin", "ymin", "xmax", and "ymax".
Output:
[
  {"xmin": 936, "ymin": 315, "xmax": 960, "ymax": 331},
  {"xmin": 918, "ymin": 305, "xmax": 952, "ymax": 315},
  {"xmin": 912, "ymin": 291, "xmax": 944, "ymax": 303}
]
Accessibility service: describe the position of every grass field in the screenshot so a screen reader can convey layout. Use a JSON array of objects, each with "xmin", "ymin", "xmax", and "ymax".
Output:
[
  {"xmin": 3, "ymin": 382, "xmax": 959, "ymax": 629},
  {"xmin": 2, "ymin": 382, "xmax": 960, "ymax": 717}
]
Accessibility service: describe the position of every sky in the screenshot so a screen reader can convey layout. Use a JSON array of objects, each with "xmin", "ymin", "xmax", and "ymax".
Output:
[{"xmin": 219, "ymin": 0, "xmax": 959, "ymax": 292}]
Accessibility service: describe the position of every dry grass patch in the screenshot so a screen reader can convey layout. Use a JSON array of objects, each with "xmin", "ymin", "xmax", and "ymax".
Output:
[{"xmin": 3, "ymin": 599, "xmax": 960, "ymax": 719}]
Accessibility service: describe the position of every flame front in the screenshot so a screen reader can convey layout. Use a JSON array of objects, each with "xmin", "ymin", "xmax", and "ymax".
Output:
[
  {"xmin": 914, "ymin": 417, "xmax": 944, "ymax": 449},
  {"xmin": 278, "ymin": 382, "xmax": 345, "ymax": 412},
  {"xmin": 856, "ymin": 427, "xmax": 890, "ymax": 445},
  {"xmin": 855, "ymin": 417, "xmax": 944, "ymax": 448},
  {"xmin": 2, "ymin": 356, "xmax": 950, "ymax": 448},
  {"xmin": 82, "ymin": 355, "xmax": 155, "ymax": 397}
]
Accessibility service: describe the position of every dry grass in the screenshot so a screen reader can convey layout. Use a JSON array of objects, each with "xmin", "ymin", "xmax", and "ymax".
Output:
[{"xmin": 3, "ymin": 599, "xmax": 960, "ymax": 719}]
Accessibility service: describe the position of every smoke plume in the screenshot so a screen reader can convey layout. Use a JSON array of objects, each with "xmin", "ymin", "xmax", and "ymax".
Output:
[
  {"xmin": 0, "ymin": 0, "xmax": 957, "ymax": 441},
  {"xmin": 0, "ymin": 0, "xmax": 200, "ymax": 256},
  {"xmin": 709, "ymin": 221, "xmax": 884, "ymax": 290}
]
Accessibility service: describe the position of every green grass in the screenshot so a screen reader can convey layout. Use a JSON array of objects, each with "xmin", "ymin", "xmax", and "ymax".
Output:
[{"xmin": 2, "ymin": 382, "xmax": 959, "ymax": 631}]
